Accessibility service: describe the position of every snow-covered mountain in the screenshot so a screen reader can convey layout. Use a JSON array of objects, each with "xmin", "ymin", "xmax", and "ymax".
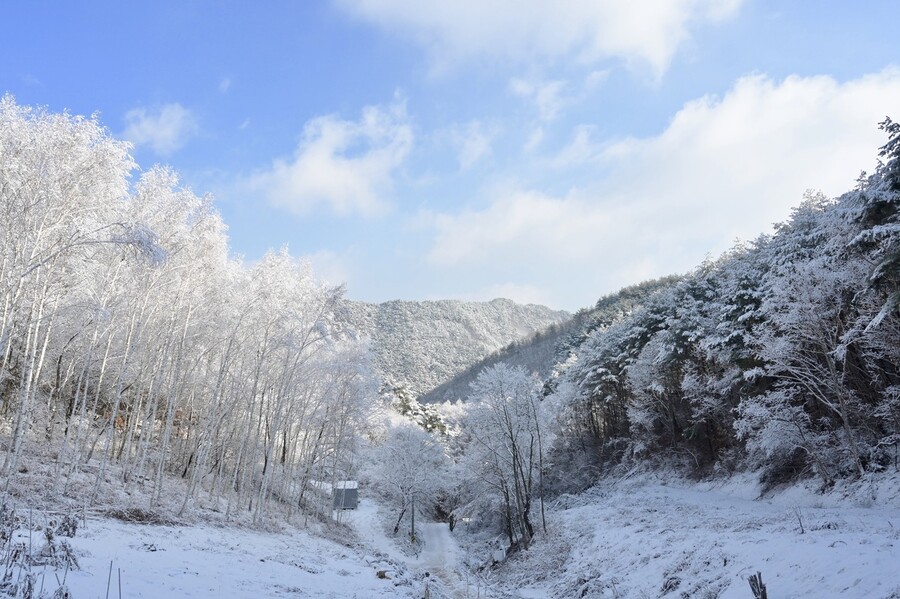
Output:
[
  {"xmin": 420, "ymin": 276, "xmax": 680, "ymax": 404},
  {"xmin": 342, "ymin": 298, "xmax": 570, "ymax": 398}
]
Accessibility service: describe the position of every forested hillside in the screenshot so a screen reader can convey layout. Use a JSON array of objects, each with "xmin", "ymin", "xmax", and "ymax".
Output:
[
  {"xmin": 420, "ymin": 277, "xmax": 678, "ymax": 404},
  {"xmin": 0, "ymin": 97, "xmax": 369, "ymax": 520},
  {"xmin": 538, "ymin": 118, "xmax": 900, "ymax": 489},
  {"xmin": 342, "ymin": 298, "xmax": 569, "ymax": 398},
  {"xmin": 435, "ymin": 119, "xmax": 900, "ymax": 564},
  {"xmin": 0, "ymin": 96, "xmax": 568, "ymax": 524}
]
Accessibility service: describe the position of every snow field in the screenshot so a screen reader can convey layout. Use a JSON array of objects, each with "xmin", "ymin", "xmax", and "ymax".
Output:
[
  {"xmin": 9, "ymin": 473, "xmax": 899, "ymax": 599},
  {"xmin": 38, "ymin": 514, "xmax": 415, "ymax": 598},
  {"xmin": 496, "ymin": 474, "xmax": 900, "ymax": 598}
]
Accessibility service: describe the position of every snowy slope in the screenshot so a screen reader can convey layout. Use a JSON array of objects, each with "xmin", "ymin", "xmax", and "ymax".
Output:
[
  {"xmin": 9, "ymin": 474, "xmax": 899, "ymax": 599},
  {"xmin": 492, "ymin": 473, "xmax": 900, "ymax": 599},
  {"xmin": 5, "ymin": 495, "xmax": 477, "ymax": 599},
  {"xmin": 17, "ymin": 515, "xmax": 415, "ymax": 599}
]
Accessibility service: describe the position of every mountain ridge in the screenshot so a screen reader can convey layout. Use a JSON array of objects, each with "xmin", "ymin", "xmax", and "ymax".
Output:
[
  {"xmin": 341, "ymin": 297, "xmax": 570, "ymax": 398},
  {"xmin": 419, "ymin": 276, "xmax": 682, "ymax": 404}
]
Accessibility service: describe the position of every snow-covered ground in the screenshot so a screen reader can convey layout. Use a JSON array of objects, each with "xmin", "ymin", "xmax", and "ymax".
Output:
[
  {"xmin": 495, "ymin": 473, "xmax": 900, "ymax": 598},
  {"xmin": 3, "ymin": 495, "xmax": 477, "ymax": 599},
  {"xmin": 61, "ymin": 516, "xmax": 412, "ymax": 598},
  {"xmin": 8, "ymin": 473, "xmax": 900, "ymax": 599},
  {"xmin": 344, "ymin": 498, "xmax": 494, "ymax": 599},
  {"xmin": 2, "ymin": 502, "xmax": 421, "ymax": 598},
  {"xmin": 3, "ymin": 490, "xmax": 485, "ymax": 599}
]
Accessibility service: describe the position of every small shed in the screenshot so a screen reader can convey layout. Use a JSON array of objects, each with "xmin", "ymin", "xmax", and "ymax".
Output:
[{"xmin": 332, "ymin": 481, "xmax": 358, "ymax": 510}]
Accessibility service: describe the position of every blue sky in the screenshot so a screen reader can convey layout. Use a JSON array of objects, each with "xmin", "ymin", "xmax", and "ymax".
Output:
[{"xmin": 3, "ymin": 1, "xmax": 900, "ymax": 311}]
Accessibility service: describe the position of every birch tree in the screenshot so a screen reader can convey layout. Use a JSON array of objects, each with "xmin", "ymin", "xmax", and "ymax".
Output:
[{"xmin": 464, "ymin": 363, "xmax": 545, "ymax": 549}]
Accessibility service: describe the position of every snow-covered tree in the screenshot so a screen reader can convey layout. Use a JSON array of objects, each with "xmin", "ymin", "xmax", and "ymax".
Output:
[
  {"xmin": 374, "ymin": 422, "xmax": 448, "ymax": 542},
  {"xmin": 0, "ymin": 97, "xmax": 373, "ymax": 521},
  {"xmin": 462, "ymin": 363, "xmax": 545, "ymax": 549}
]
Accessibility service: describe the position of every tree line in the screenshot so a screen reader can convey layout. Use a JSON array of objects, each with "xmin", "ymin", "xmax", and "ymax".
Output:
[
  {"xmin": 0, "ymin": 96, "xmax": 370, "ymax": 521},
  {"xmin": 542, "ymin": 118, "xmax": 900, "ymax": 490}
]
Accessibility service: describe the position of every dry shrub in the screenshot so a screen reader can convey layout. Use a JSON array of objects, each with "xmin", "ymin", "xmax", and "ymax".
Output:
[{"xmin": 103, "ymin": 507, "xmax": 174, "ymax": 525}]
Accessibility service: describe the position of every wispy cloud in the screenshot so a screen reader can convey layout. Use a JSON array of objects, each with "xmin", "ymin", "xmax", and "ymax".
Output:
[
  {"xmin": 510, "ymin": 71, "xmax": 611, "ymax": 124},
  {"xmin": 427, "ymin": 188, "xmax": 609, "ymax": 266},
  {"xmin": 449, "ymin": 120, "xmax": 496, "ymax": 170},
  {"xmin": 336, "ymin": 0, "xmax": 744, "ymax": 76},
  {"xmin": 509, "ymin": 77, "xmax": 568, "ymax": 121},
  {"xmin": 123, "ymin": 103, "xmax": 199, "ymax": 155},
  {"xmin": 425, "ymin": 68, "xmax": 900, "ymax": 309},
  {"xmin": 548, "ymin": 125, "xmax": 602, "ymax": 168},
  {"xmin": 219, "ymin": 77, "xmax": 232, "ymax": 93},
  {"xmin": 584, "ymin": 69, "xmax": 611, "ymax": 90},
  {"xmin": 246, "ymin": 100, "xmax": 412, "ymax": 217},
  {"xmin": 523, "ymin": 127, "xmax": 544, "ymax": 152}
]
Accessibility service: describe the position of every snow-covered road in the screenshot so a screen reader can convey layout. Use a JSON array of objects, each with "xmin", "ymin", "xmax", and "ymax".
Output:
[
  {"xmin": 417, "ymin": 521, "xmax": 469, "ymax": 599},
  {"xmin": 347, "ymin": 499, "xmax": 497, "ymax": 599}
]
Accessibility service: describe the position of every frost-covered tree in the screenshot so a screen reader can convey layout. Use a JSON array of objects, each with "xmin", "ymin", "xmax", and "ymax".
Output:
[
  {"xmin": 374, "ymin": 422, "xmax": 448, "ymax": 541},
  {"xmin": 0, "ymin": 96, "xmax": 138, "ymax": 479},
  {"xmin": 0, "ymin": 97, "xmax": 373, "ymax": 521},
  {"xmin": 461, "ymin": 363, "xmax": 545, "ymax": 549},
  {"xmin": 848, "ymin": 118, "xmax": 900, "ymax": 322},
  {"xmin": 543, "ymin": 121, "xmax": 900, "ymax": 486}
]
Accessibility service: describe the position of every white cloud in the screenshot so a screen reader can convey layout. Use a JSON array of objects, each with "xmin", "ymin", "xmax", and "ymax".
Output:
[
  {"xmin": 335, "ymin": 0, "xmax": 743, "ymax": 75},
  {"xmin": 428, "ymin": 188, "xmax": 610, "ymax": 266},
  {"xmin": 426, "ymin": 68, "xmax": 900, "ymax": 309},
  {"xmin": 247, "ymin": 101, "xmax": 412, "ymax": 217},
  {"xmin": 600, "ymin": 69, "xmax": 900, "ymax": 243},
  {"xmin": 123, "ymin": 103, "xmax": 199, "ymax": 156},
  {"xmin": 510, "ymin": 77, "xmax": 568, "ymax": 121},
  {"xmin": 219, "ymin": 77, "xmax": 232, "ymax": 93},
  {"xmin": 450, "ymin": 120, "xmax": 495, "ymax": 170}
]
